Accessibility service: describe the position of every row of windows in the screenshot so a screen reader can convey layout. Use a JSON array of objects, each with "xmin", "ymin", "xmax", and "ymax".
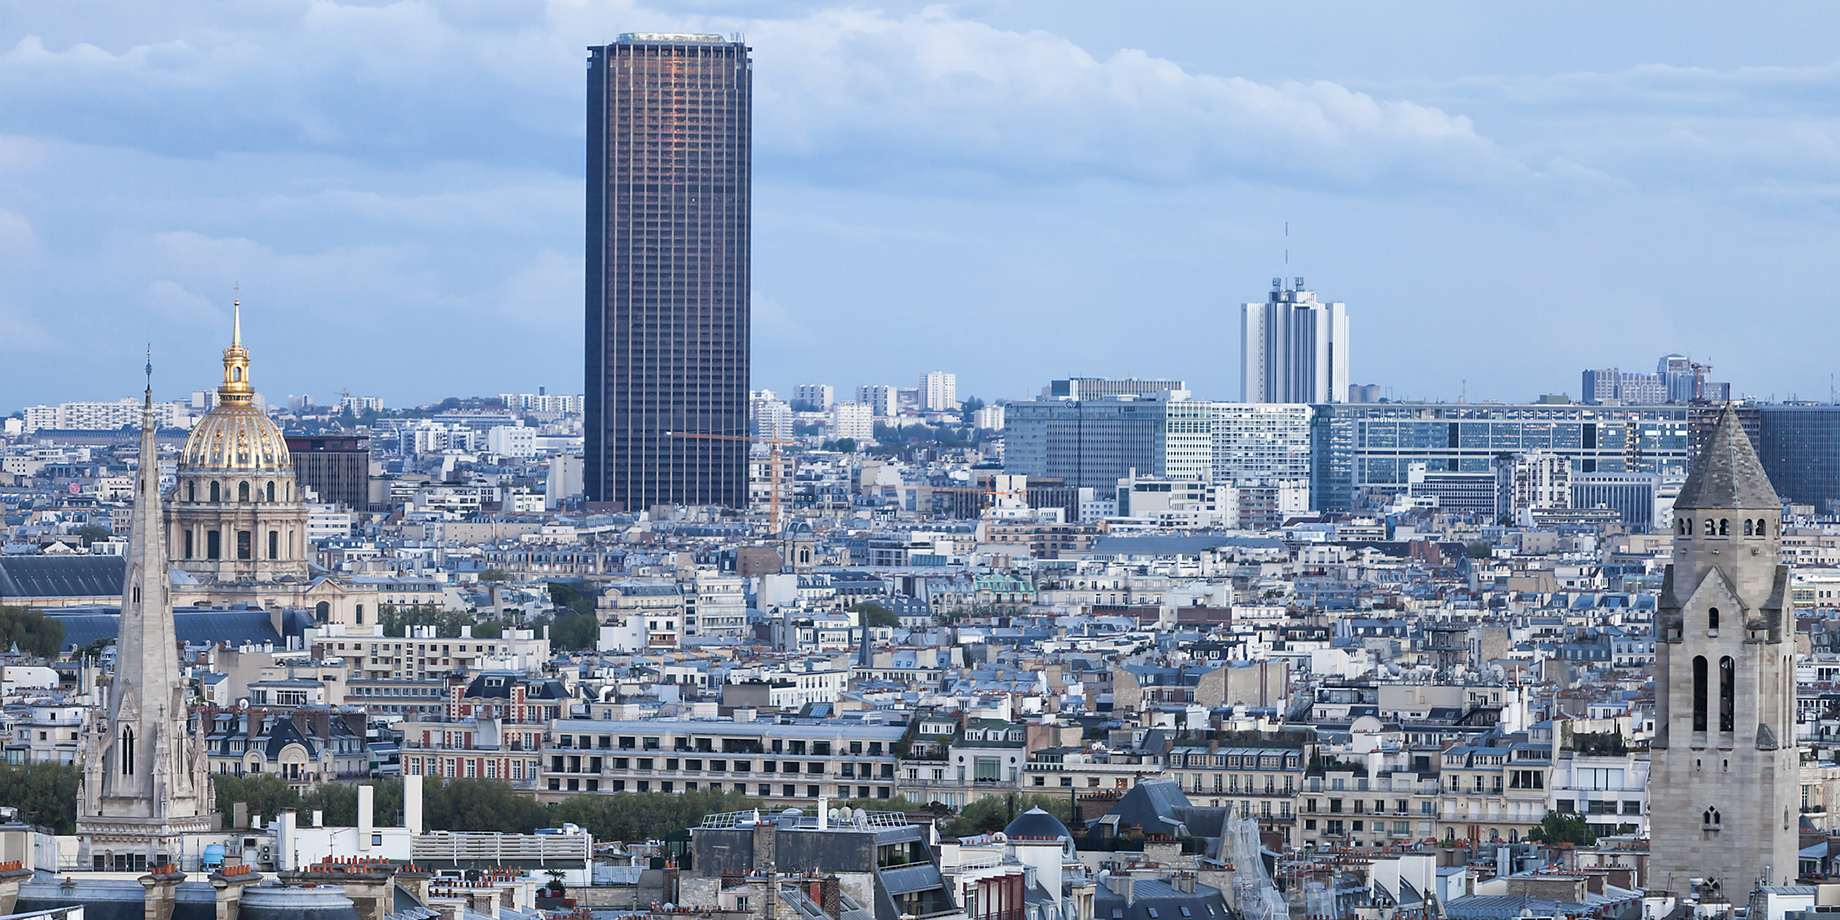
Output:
[
  {"xmin": 182, "ymin": 528, "xmax": 281, "ymax": 561},
  {"xmin": 184, "ymin": 479, "xmax": 283, "ymax": 503},
  {"xmin": 1678, "ymin": 517, "xmax": 1771, "ymax": 537}
]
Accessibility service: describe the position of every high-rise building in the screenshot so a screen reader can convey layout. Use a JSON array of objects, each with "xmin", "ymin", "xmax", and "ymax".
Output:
[
  {"xmin": 285, "ymin": 434, "xmax": 371, "ymax": 511},
  {"xmin": 751, "ymin": 390, "xmax": 792, "ymax": 442},
  {"xmin": 585, "ymin": 33, "xmax": 752, "ymax": 509},
  {"xmin": 1210, "ymin": 403, "xmax": 1313, "ymax": 487},
  {"xmin": 858, "ymin": 385, "xmax": 897, "ymax": 417},
  {"xmin": 1003, "ymin": 393, "xmax": 1213, "ymax": 490},
  {"xmin": 830, "ymin": 403, "xmax": 874, "ymax": 443},
  {"xmin": 1240, "ymin": 277, "xmax": 1348, "ymax": 404},
  {"xmin": 1650, "ymin": 405, "xmax": 1797, "ymax": 890},
  {"xmin": 1494, "ymin": 451, "xmax": 1572, "ymax": 524},
  {"xmin": 919, "ymin": 371, "xmax": 957, "ymax": 411},
  {"xmin": 794, "ymin": 384, "xmax": 835, "ymax": 412},
  {"xmin": 1759, "ymin": 404, "xmax": 1840, "ymax": 512},
  {"xmin": 1047, "ymin": 377, "xmax": 1185, "ymax": 401}
]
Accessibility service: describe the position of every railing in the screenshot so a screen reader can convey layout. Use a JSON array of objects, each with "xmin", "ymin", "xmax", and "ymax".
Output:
[{"xmin": 413, "ymin": 832, "xmax": 590, "ymax": 864}]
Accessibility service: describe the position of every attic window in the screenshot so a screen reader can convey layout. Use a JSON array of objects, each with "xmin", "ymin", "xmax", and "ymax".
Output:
[
  {"xmin": 1148, "ymin": 911, "xmax": 1159, "ymax": 918},
  {"xmin": 486, "ymin": 678, "xmax": 505, "ymax": 687},
  {"xmin": 1181, "ymin": 909, "xmax": 1193, "ymax": 917}
]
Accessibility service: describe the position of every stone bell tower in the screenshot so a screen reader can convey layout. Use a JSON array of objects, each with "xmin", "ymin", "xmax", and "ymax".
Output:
[{"xmin": 1650, "ymin": 404, "xmax": 1797, "ymax": 894}]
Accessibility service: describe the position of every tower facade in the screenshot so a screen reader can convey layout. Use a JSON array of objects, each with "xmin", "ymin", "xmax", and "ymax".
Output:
[
  {"xmin": 77, "ymin": 376, "xmax": 215, "ymax": 870},
  {"xmin": 1240, "ymin": 277, "xmax": 1349, "ymax": 404},
  {"xmin": 585, "ymin": 33, "xmax": 752, "ymax": 510},
  {"xmin": 167, "ymin": 301, "xmax": 310, "ymax": 584},
  {"xmin": 1650, "ymin": 405, "xmax": 1797, "ymax": 892}
]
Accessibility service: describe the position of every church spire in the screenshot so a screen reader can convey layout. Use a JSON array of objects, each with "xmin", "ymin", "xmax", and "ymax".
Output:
[
  {"xmin": 1676, "ymin": 404, "xmax": 1779, "ymax": 510},
  {"xmin": 218, "ymin": 293, "xmax": 254, "ymax": 407}
]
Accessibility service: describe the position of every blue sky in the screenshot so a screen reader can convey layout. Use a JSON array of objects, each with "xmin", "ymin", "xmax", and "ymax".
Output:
[{"xmin": 4, "ymin": 1, "xmax": 1840, "ymax": 411}]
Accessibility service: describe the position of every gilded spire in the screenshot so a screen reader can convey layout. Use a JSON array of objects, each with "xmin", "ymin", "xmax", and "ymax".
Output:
[{"xmin": 219, "ymin": 292, "xmax": 254, "ymax": 407}]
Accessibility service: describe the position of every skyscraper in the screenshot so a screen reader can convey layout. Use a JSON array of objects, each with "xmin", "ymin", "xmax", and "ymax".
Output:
[
  {"xmin": 1240, "ymin": 277, "xmax": 1349, "ymax": 404},
  {"xmin": 585, "ymin": 33, "xmax": 752, "ymax": 509}
]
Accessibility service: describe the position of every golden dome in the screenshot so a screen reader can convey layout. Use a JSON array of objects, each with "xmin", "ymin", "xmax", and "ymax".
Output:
[{"xmin": 180, "ymin": 298, "xmax": 292, "ymax": 472}]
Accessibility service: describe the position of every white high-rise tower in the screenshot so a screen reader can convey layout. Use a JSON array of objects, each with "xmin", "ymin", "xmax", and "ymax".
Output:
[{"xmin": 1240, "ymin": 277, "xmax": 1349, "ymax": 404}]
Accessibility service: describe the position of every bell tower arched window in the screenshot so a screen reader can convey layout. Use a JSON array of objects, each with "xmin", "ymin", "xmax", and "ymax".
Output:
[
  {"xmin": 1692, "ymin": 655, "xmax": 1709, "ymax": 732},
  {"xmin": 1719, "ymin": 656, "xmax": 1736, "ymax": 732},
  {"xmin": 1704, "ymin": 807, "xmax": 1721, "ymax": 829},
  {"xmin": 1744, "ymin": 520, "xmax": 1754, "ymax": 536},
  {"xmin": 1709, "ymin": 607, "xmax": 1719, "ymax": 631},
  {"xmin": 120, "ymin": 727, "xmax": 134, "ymax": 775},
  {"xmin": 1720, "ymin": 519, "xmax": 1730, "ymax": 535}
]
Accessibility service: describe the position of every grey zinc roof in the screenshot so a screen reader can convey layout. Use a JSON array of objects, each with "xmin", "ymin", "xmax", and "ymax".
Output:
[
  {"xmin": 1675, "ymin": 404, "xmax": 1781, "ymax": 510},
  {"xmin": 0, "ymin": 554, "xmax": 127, "ymax": 598}
]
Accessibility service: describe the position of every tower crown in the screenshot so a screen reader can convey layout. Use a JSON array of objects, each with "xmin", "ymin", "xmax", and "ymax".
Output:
[
  {"xmin": 218, "ymin": 297, "xmax": 254, "ymax": 407},
  {"xmin": 1675, "ymin": 404, "xmax": 1779, "ymax": 510}
]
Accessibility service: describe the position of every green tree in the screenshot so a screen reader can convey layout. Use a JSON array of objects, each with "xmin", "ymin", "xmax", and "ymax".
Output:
[
  {"xmin": 422, "ymin": 778, "xmax": 549, "ymax": 833},
  {"xmin": 76, "ymin": 636, "xmax": 115, "ymax": 660},
  {"xmin": 959, "ymin": 397, "xmax": 986, "ymax": 427},
  {"xmin": 946, "ymin": 793, "xmax": 1074, "ymax": 837},
  {"xmin": 550, "ymin": 788, "xmax": 759, "ymax": 842},
  {"xmin": 547, "ymin": 612, "xmax": 599, "ymax": 651},
  {"xmin": 299, "ymin": 780, "xmax": 405, "ymax": 828},
  {"xmin": 851, "ymin": 602, "xmax": 900, "ymax": 629},
  {"xmin": 74, "ymin": 524, "xmax": 110, "ymax": 546},
  {"xmin": 0, "ymin": 763, "xmax": 80, "ymax": 834},
  {"xmin": 831, "ymin": 438, "xmax": 857, "ymax": 454},
  {"xmin": 211, "ymin": 773, "xmax": 301, "ymax": 827},
  {"xmin": 472, "ymin": 620, "xmax": 504, "ymax": 639},
  {"xmin": 0, "ymin": 606, "xmax": 66, "ymax": 657},
  {"xmin": 1527, "ymin": 810, "xmax": 1596, "ymax": 846},
  {"xmin": 481, "ymin": 568, "xmax": 510, "ymax": 582},
  {"xmin": 1466, "ymin": 541, "xmax": 1493, "ymax": 559},
  {"xmin": 379, "ymin": 604, "xmax": 471, "ymax": 639}
]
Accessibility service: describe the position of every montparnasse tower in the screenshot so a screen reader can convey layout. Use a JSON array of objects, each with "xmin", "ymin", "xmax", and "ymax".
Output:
[
  {"xmin": 1649, "ymin": 404, "xmax": 1798, "ymax": 894},
  {"xmin": 167, "ymin": 298, "xmax": 309, "ymax": 585}
]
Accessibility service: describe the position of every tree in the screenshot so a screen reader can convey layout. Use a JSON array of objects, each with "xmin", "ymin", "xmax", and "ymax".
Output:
[
  {"xmin": 831, "ymin": 438, "xmax": 857, "ymax": 454},
  {"xmin": 74, "ymin": 524, "xmax": 110, "ymax": 546},
  {"xmin": 852, "ymin": 602, "xmax": 900, "ymax": 629},
  {"xmin": 481, "ymin": 568, "xmax": 510, "ymax": 582},
  {"xmin": 379, "ymin": 604, "xmax": 471, "ymax": 639},
  {"xmin": 947, "ymin": 793, "xmax": 1074, "ymax": 837},
  {"xmin": 422, "ymin": 778, "xmax": 550, "ymax": 834},
  {"xmin": 300, "ymin": 780, "xmax": 404, "ymax": 828},
  {"xmin": 1466, "ymin": 542, "xmax": 1493, "ymax": 559},
  {"xmin": 472, "ymin": 620, "xmax": 504, "ymax": 639},
  {"xmin": 1527, "ymin": 810, "xmax": 1596, "ymax": 846},
  {"xmin": 211, "ymin": 774, "xmax": 301, "ymax": 828},
  {"xmin": 0, "ymin": 606, "xmax": 66, "ymax": 657},
  {"xmin": 550, "ymin": 788, "xmax": 759, "ymax": 842},
  {"xmin": 959, "ymin": 397, "xmax": 986, "ymax": 426},
  {"xmin": 0, "ymin": 763, "xmax": 80, "ymax": 834},
  {"xmin": 547, "ymin": 612, "xmax": 599, "ymax": 651}
]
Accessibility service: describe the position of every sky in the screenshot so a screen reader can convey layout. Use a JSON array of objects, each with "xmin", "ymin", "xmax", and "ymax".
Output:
[{"xmin": 5, "ymin": 1, "xmax": 1840, "ymax": 412}]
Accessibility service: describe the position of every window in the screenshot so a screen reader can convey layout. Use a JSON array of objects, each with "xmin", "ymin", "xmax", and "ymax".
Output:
[
  {"xmin": 208, "ymin": 529, "xmax": 222, "ymax": 559},
  {"xmin": 184, "ymin": 531, "xmax": 193, "ymax": 559},
  {"xmin": 239, "ymin": 482, "xmax": 250, "ymax": 502},
  {"xmin": 237, "ymin": 530, "xmax": 252, "ymax": 560},
  {"xmin": 1709, "ymin": 607, "xmax": 1719, "ymax": 632},
  {"xmin": 1703, "ymin": 807, "xmax": 1721, "ymax": 829},
  {"xmin": 1720, "ymin": 656, "xmax": 1736, "ymax": 733},
  {"xmin": 268, "ymin": 531, "xmax": 278, "ymax": 560},
  {"xmin": 1693, "ymin": 655, "xmax": 1708, "ymax": 732},
  {"xmin": 267, "ymin": 481, "xmax": 276, "ymax": 502},
  {"xmin": 210, "ymin": 481, "xmax": 221, "ymax": 502}
]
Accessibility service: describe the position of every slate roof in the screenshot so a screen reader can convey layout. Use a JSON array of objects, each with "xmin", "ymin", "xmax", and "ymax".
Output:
[
  {"xmin": 1675, "ymin": 404, "xmax": 1780, "ymax": 509},
  {"xmin": 45, "ymin": 608, "xmax": 311, "ymax": 652},
  {"xmin": 0, "ymin": 554, "xmax": 127, "ymax": 598}
]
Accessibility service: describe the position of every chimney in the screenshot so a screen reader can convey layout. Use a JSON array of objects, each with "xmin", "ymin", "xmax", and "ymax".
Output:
[
  {"xmin": 817, "ymin": 796, "xmax": 828, "ymax": 830},
  {"xmin": 312, "ymin": 810, "xmax": 323, "ymax": 828},
  {"xmin": 359, "ymin": 784, "xmax": 374, "ymax": 851},
  {"xmin": 404, "ymin": 774, "xmax": 424, "ymax": 835},
  {"xmin": 279, "ymin": 809, "xmax": 297, "ymax": 871}
]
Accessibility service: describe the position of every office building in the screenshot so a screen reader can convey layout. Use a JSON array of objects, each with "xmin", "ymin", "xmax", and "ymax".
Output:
[
  {"xmin": 1571, "ymin": 472, "xmax": 1680, "ymax": 532},
  {"xmin": 1580, "ymin": 368, "xmax": 1667, "ymax": 405},
  {"xmin": 919, "ymin": 370, "xmax": 957, "ymax": 411},
  {"xmin": 1240, "ymin": 277, "xmax": 1348, "ymax": 404},
  {"xmin": 1310, "ymin": 402, "xmax": 1694, "ymax": 512},
  {"xmin": 285, "ymin": 434, "xmax": 371, "ymax": 511},
  {"xmin": 1211, "ymin": 403, "xmax": 1313, "ymax": 486},
  {"xmin": 1759, "ymin": 404, "xmax": 1840, "ymax": 513},
  {"xmin": 585, "ymin": 33, "xmax": 752, "ymax": 509},
  {"xmin": 1047, "ymin": 377, "xmax": 1185, "ymax": 401},
  {"xmin": 1004, "ymin": 393, "xmax": 1212, "ymax": 490}
]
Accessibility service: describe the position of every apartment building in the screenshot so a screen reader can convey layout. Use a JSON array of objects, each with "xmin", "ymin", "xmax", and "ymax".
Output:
[
  {"xmin": 399, "ymin": 673, "xmax": 570, "ymax": 787},
  {"xmin": 536, "ymin": 719, "xmax": 905, "ymax": 806},
  {"xmin": 306, "ymin": 624, "xmax": 550, "ymax": 681},
  {"xmin": 1436, "ymin": 738, "xmax": 1553, "ymax": 845}
]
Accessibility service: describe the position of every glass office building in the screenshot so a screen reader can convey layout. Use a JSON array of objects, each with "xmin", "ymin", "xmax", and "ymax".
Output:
[
  {"xmin": 1759, "ymin": 405, "xmax": 1840, "ymax": 511},
  {"xmin": 1310, "ymin": 403, "xmax": 1694, "ymax": 511},
  {"xmin": 585, "ymin": 34, "xmax": 751, "ymax": 508}
]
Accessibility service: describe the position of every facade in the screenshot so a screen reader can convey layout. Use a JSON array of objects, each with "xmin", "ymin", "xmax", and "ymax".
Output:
[
  {"xmin": 1759, "ymin": 404, "xmax": 1840, "ymax": 512},
  {"xmin": 1240, "ymin": 278, "xmax": 1349, "ymax": 404},
  {"xmin": 1048, "ymin": 377, "xmax": 1185, "ymax": 401},
  {"xmin": 751, "ymin": 391, "xmax": 793, "ymax": 442},
  {"xmin": 1004, "ymin": 395, "xmax": 1213, "ymax": 490},
  {"xmin": 831, "ymin": 402, "xmax": 874, "ymax": 442},
  {"xmin": 284, "ymin": 434, "xmax": 370, "ymax": 510},
  {"xmin": 1580, "ymin": 368, "xmax": 1667, "ymax": 405},
  {"xmin": 1571, "ymin": 472, "xmax": 1679, "ymax": 532},
  {"xmin": 794, "ymin": 384, "xmax": 835, "ymax": 411},
  {"xmin": 168, "ymin": 305, "xmax": 310, "ymax": 585},
  {"xmin": 1310, "ymin": 402, "xmax": 1695, "ymax": 512},
  {"xmin": 1650, "ymin": 406, "xmax": 1799, "ymax": 891},
  {"xmin": 535, "ymin": 718, "xmax": 904, "ymax": 806},
  {"xmin": 1211, "ymin": 403, "xmax": 1313, "ymax": 486},
  {"xmin": 1495, "ymin": 452, "xmax": 1572, "ymax": 524},
  {"xmin": 585, "ymin": 33, "xmax": 752, "ymax": 509},
  {"xmin": 76, "ymin": 384, "xmax": 216, "ymax": 870},
  {"xmin": 858, "ymin": 385, "xmax": 897, "ymax": 417}
]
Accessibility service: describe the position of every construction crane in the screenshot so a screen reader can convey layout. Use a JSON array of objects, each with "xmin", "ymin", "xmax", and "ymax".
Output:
[{"xmin": 664, "ymin": 431, "xmax": 799, "ymax": 532}]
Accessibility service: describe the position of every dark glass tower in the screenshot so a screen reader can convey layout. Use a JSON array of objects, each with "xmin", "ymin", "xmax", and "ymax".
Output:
[{"xmin": 586, "ymin": 33, "xmax": 751, "ymax": 509}]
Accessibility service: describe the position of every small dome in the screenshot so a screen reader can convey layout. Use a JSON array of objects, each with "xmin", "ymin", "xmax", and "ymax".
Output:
[
  {"xmin": 1003, "ymin": 806, "xmax": 1071, "ymax": 840},
  {"xmin": 182, "ymin": 403, "xmax": 290, "ymax": 471}
]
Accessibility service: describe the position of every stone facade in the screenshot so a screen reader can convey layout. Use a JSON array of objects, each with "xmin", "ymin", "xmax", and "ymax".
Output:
[{"xmin": 1650, "ymin": 406, "xmax": 1799, "ymax": 892}]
